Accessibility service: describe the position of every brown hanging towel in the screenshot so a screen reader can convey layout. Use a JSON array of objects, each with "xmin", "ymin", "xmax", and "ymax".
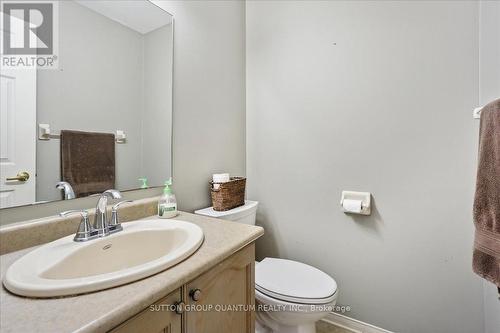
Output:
[
  {"xmin": 60, "ymin": 130, "xmax": 115, "ymax": 198},
  {"xmin": 473, "ymin": 98, "xmax": 500, "ymax": 287}
]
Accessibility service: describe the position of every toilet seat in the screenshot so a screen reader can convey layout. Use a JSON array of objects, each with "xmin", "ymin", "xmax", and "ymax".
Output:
[{"xmin": 255, "ymin": 258, "xmax": 337, "ymax": 305}]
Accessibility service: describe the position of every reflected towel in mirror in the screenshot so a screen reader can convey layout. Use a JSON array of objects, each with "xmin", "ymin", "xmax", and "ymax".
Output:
[{"xmin": 60, "ymin": 130, "xmax": 115, "ymax": 198}]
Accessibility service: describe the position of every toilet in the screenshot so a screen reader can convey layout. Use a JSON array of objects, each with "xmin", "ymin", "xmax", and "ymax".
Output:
[{"xmin": 195, "ymin": 201, "xmax": 338, "ymax": 333}]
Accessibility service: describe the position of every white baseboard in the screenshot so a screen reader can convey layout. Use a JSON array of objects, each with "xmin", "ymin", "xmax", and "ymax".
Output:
[{"xmin": 322, "ymin": 312, "xmax": 394, "ymax": 333}]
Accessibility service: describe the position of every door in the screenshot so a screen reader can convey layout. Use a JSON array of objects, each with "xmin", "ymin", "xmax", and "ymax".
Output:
[
  {"xmin": 109, "ymin": 289, "xmax": 182, "ymax": 333},
  {"xmin": 0, "ymin": 66, "xmax": 37, "ymax": 208},
  {"xmin": 185, "ymin": 244, "xmax": 255, "ymax": 333}
]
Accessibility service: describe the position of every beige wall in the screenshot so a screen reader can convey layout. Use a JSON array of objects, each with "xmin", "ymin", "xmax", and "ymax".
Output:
[
  {"xmin": 153, "ymin": 0, "xmax": 246, "ymax": 212},
  {"xmin": 246, "ymin": 1, "xmax": 484, "ymax": 332}
]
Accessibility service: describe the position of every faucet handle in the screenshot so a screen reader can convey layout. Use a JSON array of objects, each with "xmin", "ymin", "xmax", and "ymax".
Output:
[
  {"xmin": 109, "ymin": 200, "xmax": 132, "ymax": 233},
  {"xmin": 60, "ymin": 209, "xmax": 89, "ymax": 219},
  {"xmin": 60, "ymin": 210, "xmax": 97, "ymax": 242}
]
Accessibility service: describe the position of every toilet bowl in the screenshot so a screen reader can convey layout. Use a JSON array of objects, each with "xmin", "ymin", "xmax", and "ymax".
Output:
[
  {"xmin": 195, "ymin": 201, "xmax": 338, "ymax": 333},
  {"xmin": 255, "ymin": 257, "xmax": 337, "ymax": 333}
]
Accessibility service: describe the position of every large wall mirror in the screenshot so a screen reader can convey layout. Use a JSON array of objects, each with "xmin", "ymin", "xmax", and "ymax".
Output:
[{"xmin": 0, "ymin": 0, "xmax": 173, "ymax": 209}]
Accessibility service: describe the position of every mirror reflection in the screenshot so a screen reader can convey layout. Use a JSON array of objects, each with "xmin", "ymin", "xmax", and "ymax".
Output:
[{"xmin": 0, "ymin": 0, "xmax": 173, "ymax": 208}]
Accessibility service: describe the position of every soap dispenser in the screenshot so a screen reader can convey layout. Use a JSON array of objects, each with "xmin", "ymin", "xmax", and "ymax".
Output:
[
  {"xmin": 158, "ymin": 178, "xmax": 177, "ymax": 218},
  {"xmin": 138, "ymin": 178, "xmax": 148, "ymax": 189}
]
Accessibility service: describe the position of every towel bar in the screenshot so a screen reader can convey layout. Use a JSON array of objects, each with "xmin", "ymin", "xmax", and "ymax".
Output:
[
  {"xmin": 473, "ymin": 106, "xmax": 484, "ymax": 119},
  {"xmin": 38, "ymin": 124, "xmax": 126, "ymax": 143},
  {"xmin": 474, "ymin": 97, "xmax": 500, "ymax": 119}
]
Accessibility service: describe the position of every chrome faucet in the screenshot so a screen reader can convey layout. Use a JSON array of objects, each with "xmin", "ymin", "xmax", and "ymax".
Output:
[
  {"xmin": 56, "ymin": 181, "xmax": 75, "ymax": 200},
  {"xmin": 60, "ymin": 209, "xmax": 98, "ymax": 242},
  {"xmin": 94, "ymin": 189, "xmax": 122, "ymax": 237},
  {"xmin": 59, "ymin": 191, "xmax": 132, "ymax": 242}
]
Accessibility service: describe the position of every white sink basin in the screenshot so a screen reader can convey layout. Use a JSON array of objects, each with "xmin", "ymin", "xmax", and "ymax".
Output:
[{"xmin": 3, "ymin": 218, "xmax": 204, "ymax": 297}]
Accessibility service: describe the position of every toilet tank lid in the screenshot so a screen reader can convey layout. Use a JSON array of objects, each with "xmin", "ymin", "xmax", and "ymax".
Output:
[{"xmin": 194, "ymin": 200, "xmax": 258, "ymax": 219}]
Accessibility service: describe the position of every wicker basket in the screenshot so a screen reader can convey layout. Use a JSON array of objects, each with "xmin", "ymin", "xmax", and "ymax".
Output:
[{"xmin": 210, "ymin": 177, "xmax": 246, "ymax": 211}]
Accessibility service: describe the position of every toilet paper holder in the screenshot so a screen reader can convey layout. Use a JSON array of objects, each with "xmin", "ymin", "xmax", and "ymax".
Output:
[{"xmin": 340, "ymin": 191, "xmax": 371, "ymax": 215}]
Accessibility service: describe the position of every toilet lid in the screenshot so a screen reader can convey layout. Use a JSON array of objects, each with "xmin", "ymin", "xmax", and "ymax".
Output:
[{"xmin": 255, "ymin": 258, "xmax": 337, "ymax": 304}]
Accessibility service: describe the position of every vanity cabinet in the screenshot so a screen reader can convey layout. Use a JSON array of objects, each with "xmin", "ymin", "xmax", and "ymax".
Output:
[
  {"xmin": 110, "ymin": 243, "xmax": 255, "ymax": 333},
  {"xmin": 109, "ymin": 289, "xmax": 182, "ymax": 333},
  {"xmin": 185, "ymin": 243, "xmax": 255, "ymax": 333}
]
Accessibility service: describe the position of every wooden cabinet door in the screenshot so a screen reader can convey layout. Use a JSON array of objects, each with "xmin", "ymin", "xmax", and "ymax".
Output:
[
  {"xmin": 110, "ymin": 288, "xmax": 182, "ymax": 333},
  {"xmin": 185, "ymin": 244, "xmax": 255, "ymax": 333}
]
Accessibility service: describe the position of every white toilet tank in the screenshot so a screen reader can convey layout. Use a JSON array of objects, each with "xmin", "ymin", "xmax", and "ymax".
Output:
[{"xmin": 194, "ymin": 201, "xmax": 258, "ymax": 225}]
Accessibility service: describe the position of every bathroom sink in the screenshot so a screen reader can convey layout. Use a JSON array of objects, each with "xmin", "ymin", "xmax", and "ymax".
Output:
[{"xmin": 3, "ymin": 218, "xmax": 204, "ymax": 297}]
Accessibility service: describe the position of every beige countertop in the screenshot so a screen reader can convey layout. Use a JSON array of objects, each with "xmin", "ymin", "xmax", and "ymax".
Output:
[{"xmin": 0, "ymin": 212, "xmax": 264, "ymax": 333}]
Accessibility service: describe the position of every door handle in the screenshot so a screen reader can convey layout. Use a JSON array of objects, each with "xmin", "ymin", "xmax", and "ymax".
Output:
[
  {"xmin": 189, "ymin": 289, "xmax": 202, "ymax": 301},
  {"xmin": 6, "ymin": 171, "xmax": 30, "ymax": 182}
]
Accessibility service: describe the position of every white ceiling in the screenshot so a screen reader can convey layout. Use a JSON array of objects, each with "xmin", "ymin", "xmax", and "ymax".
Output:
[{"xmin": 75, "ymin": 0, "xmax": 172, "ymax": 34}]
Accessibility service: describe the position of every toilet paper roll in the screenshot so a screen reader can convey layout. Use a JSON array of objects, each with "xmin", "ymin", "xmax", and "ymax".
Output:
[
  {"xmin": 342, "ymin": 199, "xmax": 363, "ymax": 213},
  {"xmin": 213, "ymin": 173, "xmax": 230, "ymax": 183},
  {"xmin": 212, "ymin": 173, "xmax": 230, "ymax": 190}
]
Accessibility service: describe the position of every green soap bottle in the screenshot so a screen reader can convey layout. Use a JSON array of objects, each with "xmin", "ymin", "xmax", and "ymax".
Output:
[
  {"xmin": 138, "ymin": 178, "xmax": 148, "ymax": 189},
  {"xmin": 158, "ymin": 178, "xmax": 177, "ymax": 218}
]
